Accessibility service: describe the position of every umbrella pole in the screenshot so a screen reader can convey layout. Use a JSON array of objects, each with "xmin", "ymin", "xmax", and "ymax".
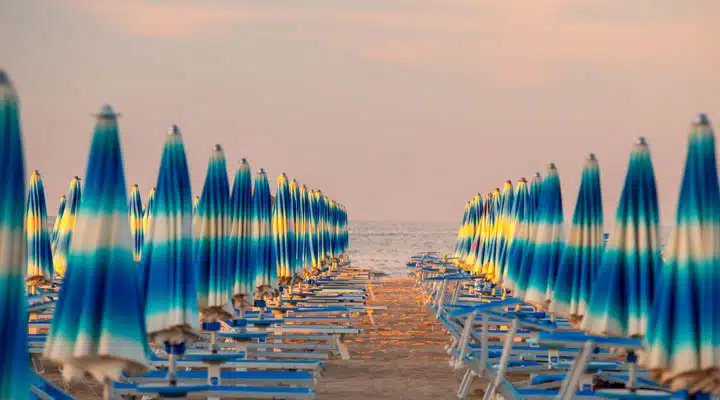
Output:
[
  {"xmin": 168, "ymin": 352, "xmax": 178, "ymax": 386},
  {"xmin": 102, "ymin": 378, "xmax": 113, "ymax": 400}
]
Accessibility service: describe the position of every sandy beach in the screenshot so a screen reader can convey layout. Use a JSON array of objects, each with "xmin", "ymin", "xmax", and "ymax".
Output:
[{"xmin": 40, "ymin": 277, "xmax": 485, "ymax": 399}]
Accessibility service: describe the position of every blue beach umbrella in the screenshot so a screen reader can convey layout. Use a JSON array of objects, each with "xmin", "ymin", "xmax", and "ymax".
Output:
[
  {"xmin": 44, "ymin": 105, "xmax": 148, "ymax": 382},
  {"xmin": 128, "ymin": 184, "xmax": 144, "ymax": 262},
  {"xmin": 51, "ymin": 194, "xmax": 66, "ymax": 246},
  {"xmin": 549, "ymin": 154, "xmax": 604, "ymax": 321},
  {"xmin": 143, "ymin": 187, "xmax": 155, "ymax": 236},
  {"xmin": 467, "ymin": 193, "xmax": 490, "ymax": 271},
  {"xmin": 307, "ymin": 189, "xmax": 321, "ymax": 271},
  {"xmin": 523, "ymin": 163, "xmax": 564, "ymax": 309},
  {"xmin": 194, "ymin": 144, "xmax": 232, "ymax": 322},
  {"xmin": 641, "ymin": 115, "xmax": 720, "ymax": 393},
  {"xmin": 52, "ymin": 176, "xmax": 81, "ymax": 277},
  {"xmin": 491, "ymin": 180, "xmax": 515, "ymax": 283},
  {"xmin": 582, "ymin": 138, "xmax": 661, "ymax": 337},
  {"xmin": 298, "ymin": 185, "xmax": 316, "ymax": 275},
  {"xmin": 251, "ymin": 169, "xmax": 277, "ymax": 297},
  {"xmin": 142, "ymin": 125, "xmax": 199, "ymax": 345},
  {"xmin": 229, "ymin": 158, "xmax": 253, "ymax": 305},
  {"xmin": 0, "ymin": 70, "xmax": 29, "ymax": 400},
  {"xmin": 452, "ymin": 201, "xmax": 472, "ymax": 259},
  {"xmin": 501, "ymin": 178, "xmax": 529, "ymax": 291},
  {"xmin": 26, "ymin": 170, "xmax": 53, "ymax": 285},
  {"xmin": 272, "ymin": 173, "xmax": 296, "ymax": 284}
]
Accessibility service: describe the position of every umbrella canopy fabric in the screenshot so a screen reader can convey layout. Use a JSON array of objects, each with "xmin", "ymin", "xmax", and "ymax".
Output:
[
  {"xmin": 272, "ymin": 173, "xmax": 296, "ymax": 284},
  {"xmin": 511, "ymin": 173, "xmax": 543, "ymax": 298},
  {"xmin": 307, "ymin": 189, "xmax": 321, "ymax": 270},
  {"xmin": 453, "ymin": 201, "xmax": 472, "ymax": 259},
  {"xmin": 52, "ymin": 176, "xmax": 81, "ymax": 277},
  {"xmin": 641, "ymin": 115, "xmax": 720, "ymax": 393},
  {"xmin": 26, "ymin": 170, "xmax": 53, "ymax": 284},
  {"xmin": 51, "ymin": 194, "xmax": 66, "ymax": 247},
  {"xmin": 490, "ymin": 181, "xmax": 515, "ymax": 283},
  {"xmin": 477, "ymin": 189, "xmax": 500, "ymax": 275},
  {"xmin": 142, "ymin": 125, "xmax": 199, "ymax": 344},
  {"xmin": 0, "ymin": 69, "xmax": 29, "ymax": 400},
  {"xmin": 143, "ymin": 187, "xmax": 155, "ymax": 235},
  {"xmin": 582, "ymin": 137, "xmax": 661, "ymax": 337},
  {"xmin": 194, "ymin": 145, "xmax": 232, "ymax": 322},
  {"xmin": 250, "ymin": 169, "xmax": 277, "ymax": 296},
  {"xmin": 44, "ymin": 105, "xmax": 148, "ymax": 382},
  {"xmin": 549, "ymin": 154, "xmax": 604, "ymax": 321},
  {"xmin": 523, "ymin": 163, "xmax": 565, "ymax": 308},
  {"xmin": 229, "ymin": 158, "xmax": 253, "ymax": 303},
  {"xmin": 128, "ymin": 184, "xmax": 144, "ymax": 262},
  {"xmin": 501, "ymin": 178, "xmax": 529, "ymax": 291},
  {"xmin": 298, "ymin": 185, "xmax": 316, "ymax": 274}
]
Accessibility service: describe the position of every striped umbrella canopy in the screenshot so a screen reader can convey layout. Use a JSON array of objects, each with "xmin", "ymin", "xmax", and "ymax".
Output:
[
  {"xmin": 143, "ymin": 187, "xmax": 155, "ymax": 235},
  {"xmin": 549, "ymin": 154, "xmax": 604, "ymax": 322},
  {"xmin": 510, "ymin": 173, "xmax": 543, "ymax": 297},
  {"xmin": 128, "ymin": 184, "xmax": 144, "ymax": 262},
  {"xmin": 328, "ymin": 199, "xmax": 339, "ymax": 259},
  {"xmin": 306, "ymin": 189, "xmax": 320, "ymax": 270},
  {"xmin": 582, "ymin": 137, "xmax": 661, "ymax": 337},
  {"xmin": 52, "ymin": 176, "xmax": 81, "ymax": 277},
  {"xmin": 290, "ymin": 178, "xmax": 305, "ymax": 274},
  {"xmin": 26, "ymin": 171, "xmax": 53, "ymax": 285},
  {"xmin": 477, "ymin": 189, "xmax": 500, "ymax": 275},
  {"xmin": 229, "ymin": 158, "xmax": 253, "ymax": 304},
  {"xmin": 142, "ymin": 125, "xmax": 199, "ymax": 344},
  {"xmin": 523, "ymin": 163, "xmax": 564, "ymax": 309},
  {"xmin": 44, "ymin": 105, "xmax": 148, "ymax": 382},
  {"xmin": 0, "ymin": 70, "xmax": 29, "ymax": 400},
  {"xmin": 339, "ymin": 204, "xmax": 349, "ymax": 255},
  {"xmin": 641, "ymin": 115, "xmax": 720, "ymax": 393},
  {"xmin": 490, "ymin": 180, "xmax": 515, "ymax": 283},
  {"xmin": 298, "ymin": 185, "xmax": 315, "ymax": 273},
  {"xmin": 309, "ymin": 190, "xmax": 322, "ymax": 267},
  {"xmin": 320, "ymin": 193, "xmax": 332, "ymax": 263},
  {"xmin": 501, "ymin": 178, "xmax": 529, "ymax": 290},
  {"xmin": 461, "ymin": 194, "xmax": 482, "ymax": 264},
  {"xmin": 51, "ymin": 194, "xmax": 66, "ymax": 246},
  {"xmin": 466, "ymin": 192, "xmax": 490, "ymax": 270},
  {"xmin": 250, "ymin": 169, "xmax": 277, "ymax": 296},
  {"xmin": 194, "ymin": 144, "xmax": 232, "ymax": 322},
  {"xmin": 452, "ymin": 201, "xmax": 472, "ymax": 259},
  {"xmin": 273, "ymin": 173, "xmax": 296, "ymax": 284}
]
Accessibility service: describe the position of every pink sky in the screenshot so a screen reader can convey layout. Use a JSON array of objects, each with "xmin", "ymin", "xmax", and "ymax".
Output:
[{"xmin": 2, "ymin": 0, "xmax": 719, "ymax": 223}]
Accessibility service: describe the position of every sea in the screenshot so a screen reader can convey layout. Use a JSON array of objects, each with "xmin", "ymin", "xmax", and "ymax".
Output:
[{"xmin": 347, "ymin": 220, "xmax": 458, "ymax": 278}]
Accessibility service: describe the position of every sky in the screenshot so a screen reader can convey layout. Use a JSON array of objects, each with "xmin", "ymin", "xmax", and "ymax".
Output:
[{"xmin": 2, "ymin": 0, "xmax": 719, "ymax": 224}]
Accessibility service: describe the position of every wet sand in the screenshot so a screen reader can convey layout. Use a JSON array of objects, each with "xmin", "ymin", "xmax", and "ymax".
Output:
[{"xmin": 40, "ymin": 277, "xmax": 483, "ymax": 399}]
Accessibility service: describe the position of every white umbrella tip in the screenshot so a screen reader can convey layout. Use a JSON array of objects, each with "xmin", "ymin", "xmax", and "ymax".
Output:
[
  {"xmin": 214, "ymin": 144, "xmax": 224, "ymax": 152},
  {"xmin": 548, "ymin": 162, "xmax": 557, "ymax": 170},
  {"xmin": 696, "ymin": 113, "xmax": 710, "ymax": 126},
  {"xmin": 168, "ymin": 124, "xmax": 181, "ymax": 135},
  {"xmin": 636, "ymin": 137, "xmax": 647, "ymax": 145},
  {"xmin": 240, "ymin": 158, "xmax": 248, "ymax": 165},
  {"xmin": 259, "ymin": 168, "xmax": 266, "ymax": 174},
  {"xmin": 587, "ymin": 153, "xmax": 597, "ymax": 161},
  {"xmin": 95, "ymin": 104, "xmax": 119, "ymax": 119}
]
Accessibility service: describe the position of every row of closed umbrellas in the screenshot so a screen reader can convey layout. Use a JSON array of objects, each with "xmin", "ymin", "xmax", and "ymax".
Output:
[
  {"xmin": 450, "ymin": 115, "xmax": 720, "ymax": 393},
  {"xmin": 0, "ymin": 70, "xmax": 350, "ymax": 398}
]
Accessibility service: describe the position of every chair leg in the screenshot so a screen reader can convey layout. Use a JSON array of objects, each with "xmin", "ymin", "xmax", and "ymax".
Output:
[{"xmin": 458, "ymin": 369, "xmax": 475, "ymax": 399}]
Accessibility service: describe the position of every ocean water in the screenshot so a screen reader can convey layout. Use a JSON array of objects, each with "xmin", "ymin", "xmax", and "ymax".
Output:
[{"xmin": 347, "ymin": 220, "xmax": 458, "ymax": 277}]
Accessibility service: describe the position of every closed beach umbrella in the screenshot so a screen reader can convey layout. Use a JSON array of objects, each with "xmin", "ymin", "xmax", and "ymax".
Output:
[
  {"xmin": 128, "ymin": 184, "xmax": 144, "ymax": 262},
  {"xmin": 491, "ymin": 180, "xmax": 515, "ymax": 283},
  {"xmin": 523, "ymin": 163, "xmax": 564, "ymax": 308},
  {"xmin": 143, "ymin": 187, "xmax": 155, "ymax": 235},
  {"xmin": 0, "ymin": 70, "xmax": 29, "ymax": 400},
  {"xmin": 453, "ymin": 201, "xmax": 472, "ymax": 259},
  {"xmin": 549, "ymin": 154, "xmax": 603, "ymax": 322},
  {"xmin": 298, "ymin": 185, "xmax": 316, "ymax": 273},
  {"xmin": 511, "ymin": 173, "xmax": 543, "ymax": 298},
  {"xmin": 194, "ymin": 145, "xmax": 232, "ymax": 321},
  {"xmin": 229, "ymin": 158, "xmax": 253, "ymax": 304},
  {"xmin": 641, "ymin": 115, "xmax": 720, "ymax": 393},
  {"xmin": 273, "ymin": 173, "xmax": 296, "ymax": 284},
  {"xmin": 251, "ymin": 169, "xmax": 277, "ymax": 296},
  {"xmin": 307, "ymin": 189, "xmax": 320, "ymax": 270},
  {"xmin": 51, "ymin": 194, "xmax": 66, "ymax": 246},
  {"xmin": 26, "ymin": 170, "xmax": 53, "ymax": 285},
  {"xmin": 582, "ymin": 138, "xmax": 661, "ymax": 337},
  {"xmin": 44, "ymin": 105, "xmax": 148, "ymax": 383},
  {"xmin": 501, "ymin": 178, "xmax": 529, "ymax": 291},
  {"xmin": 52, "ymin": 176, "xmax": 81, "ymax": 277},
  {"xmin": 142, "ymin": 125, "xmax": 199, "ymax": 344}
]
